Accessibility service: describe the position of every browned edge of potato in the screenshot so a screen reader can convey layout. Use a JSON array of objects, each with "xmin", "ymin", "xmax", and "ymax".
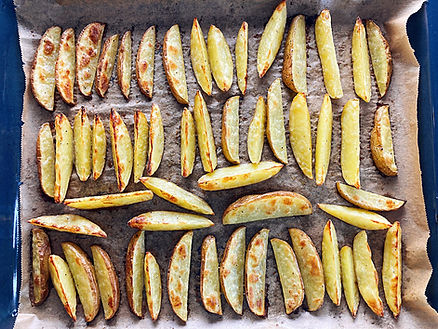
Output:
[
  {"xmin": 56, "ymin": 27, "xmax": 76, "ymax": 105},
  {"xmin": 136, "ymin": 26, "xmax": 156, "ymax": 99}
]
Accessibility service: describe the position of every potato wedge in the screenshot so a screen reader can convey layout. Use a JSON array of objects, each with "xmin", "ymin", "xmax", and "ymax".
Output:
[
  {"xmin": 318, "ymin": 204, "xmax": 392, "ymax": 230},
  {"xmin": 95, "ymin": 34, "xmax": 119, "ymax": 97},
  {"xmin": 31, "ymin": 26, "xmax": 61, "ymax": 111},
  {"xmin": 128, "ymin": 211, "xmax": 214, "ymax": 231},
  {"xmin": 133, "ymin": 111, "xmax": 149, "ymax": 182},
  {"xmin": 146, "ymin": 103, "xmax": 164, "ymax": 176},
  {"xmin": 200, "ymin": 235, "xmax": 222, "ymax": 315},
  {"xmin": 28, "ymin": 214, "xmax": 107, "ymax": 238},
  {"xmin": 74, "ymin": 107, "xmax": 92, "ymax": 181},
  {"xmin": 341, "ymin": 98, "xmax": 360, "ymax": 188},
  {"xmin": 110, "ymin": 108, "xmax": 133, "ymax": 191},
  {"xmin": 270, "ymin": 238, "xmax": 304, "ymax": 314},
  {"xmin": 353, "ymin": 231, "xmax": 384, "ymax": 317},
  {"xmin": 340, "ymin": 246, "xmax": 359, "ymax": 317},
  {"xmin": 336, "ymin": 182, "xmax": 405, "ymax": 211},
  {"xmin": 267, "ymin": 78, "xmax": 288, "ymax": 164},
  {"xmin": 257, "ymin": 1, "xmax": 287, "ymax": 78},
  {"xmin": 366, "ymin": 20, "xmax": 392, "ymax": 98},
  {"xmin": 30, "ymin": 228, "xmax": 51, "ymax": 306},
  {"xmin": 126, "ymin": 231, "xmax": 145, "ymax": 318},
  {"xmin": 247, "ymin": 96, "xmax": 266, "ymax": 164},
  {"xmin": 382, "ymin": 221, "xmax": 402, "ymax": 317},
  {"xmin": 371, "ymin": 105, "xmax": 398, "ymax": 176},
  {"xmin": 235, "ymin": 21, "xmax": 248, "ymax": 94},
  {"xmin": 92, "ymin": 115, "xmax": 106, "ymax": 180},
  {"xmin": 191, "ymin": 18, "xmax": 212, "ymax": 95},
  {"xmin": 144, "ymin": 252, "xmax": 162, "ymax": 321},
  {"xmin": 194, "ymin": 91, "xmax": 217, "ymax": 172},
  {"xmin": 314, "ymin": 94, "xmax": 332, "ymax": 185},
  {"xmin": 289, "ymin": 93, "xmax": 312, "ymax": 179},
  {"xmin": 62, "ymin": 242, "xmax": 100, "ymax": 322},
  {"xmin": 37, "ymin": 122, "xmax": 55, "ymax": 198},
  {"xmin": 48, "ymin": 255, "xmax": 77, "ymax": 321},
  {"xmin": 136, "ymin": 26, "xmax": 156, "ymax": 98},
  {"xmin": 181, "ymin": 108, "xmax": 196, "ymax": 177},
  {"xmin": 56, "ymin": 28, "xmax": 76, "ymax": 105},
  {"xmin": 289, "ymin": 228, "xmax": 325, "ymax": 311},
  {"xmin": 223, "ymin": 191, "xmax": 312, "ymax": 225},
  {"xmin": 54, "ymin": 113, "xmax": 73, "ymax": 203},
  {"xmin": 76, "ymin": 22, "xmax": 105, "ymax": 96},
  {"xmin": 163, "ymin": 25, "xmax": 188, "ymax": 104},
  {"xmin": 352, "ymin": 17, "xmax": 371, "ymax": 102},
  {"xmin": 322, "ymin": 220, "xmax": 341, "ymax": 306},
  {"xmin": 315, "ymin": 10, "xmax": 343, "ymax": 99},
  {"xmin": 207, "ymin": 25, "xmax": 233, "ymax": 92},
  {"xmin": 140, "ymin": 177, "xmax": 213, "ymax": 215},
  {"xmin": 90, "ymin": 245, "xmax": 120, "ymax": 320},
  {"xmin": 222, "ymin": 96, "xmax": 240, "ymax": 164},
  {"xmin": 168, "ymin": 231, "xmax": 193, "ymax": 322},
  {"xmin": 117, "ymin": 31, "xmax": 132, "ymax": 99}
]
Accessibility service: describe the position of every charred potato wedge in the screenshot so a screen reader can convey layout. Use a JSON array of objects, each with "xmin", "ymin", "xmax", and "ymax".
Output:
[
  {"xmin": 200, "ymin": 235, "xmax": 222, "ymax": 315},
  {"xmin": 352, "ymin": 17, "xmax": 371, "ymax": 102},
  {"xmin": 92, "ymin": 115, "xmax": 106, "ymax": 180},
  {"xmin": 146, "ymin": 103, "xmax": 164, "ymax": 176},
  {"xmin": 322, "ymin": 220, "xmax": 341, "ymax": 306},
  {"xmin": 235, "ymin": 21, "xmax": 248, "ymax": 94},
  {"xmin": 129, "ymin": 211, "xmax": 213, "ymax": 231},
  {"xmin": 340, "ymin": 246, "xmax": 360, "ymax": 317},
  {"xmin": 133, "ymin": 111, "xmax": 149, "ymax": 182},
  {"xmin": 207, "ymin": 25, "xmax": 233, "ymax": 91},
  {"xmin": 64, "ymin": 190, "xmax": 153, "ymax": 209},
  {"xmin": 144, "ymin": 252, "xmax": 162, "ymax": 321},
  {"xmin": 73, "ymin": 107, "xmax": 92, "ymax": 181},
  {"xmin": 30, "ymin": 228, "xmax": 51, "ymax": 306},
  {"xmin": 222, "ymin": 96, "xmax": 240, "ymax": 164},
  {"xmin": 181, "ymin": 108, "xmax": 196, "ymax": 177},
  {"xmin": 191, "ymin": 18, "xmax": 212, "ymax": 95},
  {"xmin": 95, "ymin": 34, "xmax": 119, "ymax": 97},
  {"xmin": 125, "ymin": 231, "xmax": 145, "ymax": 318},
  {"xmin": 314, "ymin": 94, "xmax": 333, "ymax": 185},
  {"xmin": 136, "ymin": 26, "xmax": 156, "ymax": 98},
  {"xmin": 56, "ymin": 28, "xmax": 76, "ymax": 105},
  {"xmin": 37, "ymin": 122, "xmax": 55, "ymax": 198},
  {"xmin": 247, "ymin": 96, "xmax": 266, "ymax": 164},
  {"xmin": 117, "ymin": 31, "xmax": 132, "ymax": 99},
  {"xmin": 54, "ymin": 113, "xmax": 73, "ymax": 203}
]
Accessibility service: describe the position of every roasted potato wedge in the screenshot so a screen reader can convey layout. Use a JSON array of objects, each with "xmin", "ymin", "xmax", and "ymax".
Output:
[
  {"xmin": 289, "ymin": 228, "xmax": 325, "ymax": 311},
  {"xmin": 168, "ymin": 231, "xmax": 193, "ymax": 322},
  {"xmin": 353, "ymin": 231, "xmax": 384, "ymax": 317},
  {"xmin": 92, "ymin": 115, "xmax": 106, "ymax": 180},
  {"xmin": 222, "ymin": 96, "xmax": 240, "ymax": 164},
  {"xmin": 31, "ymin": 26, "xmax": 61, "ymax": 111},
  {"xmin": 129, "ymin": 211, "xmax": 214, "ymax": 231},
  {"xmin": 54, "ymin": 113, "xmax": 73, "ymax": 203},
  {"xmin": 352, "ymin": 17, "xmax": 371, "ymax": 102},
  {"xmin": 315, "ymin": 94, "xmax": 332, "ymax": 186},
  {"xmin": 90, "ymin": 245, "xmax": 120, "ymax": 320},
  {"xmin": 340, "ymin": 246, "xmax": 359, "ymax": 317},
  {"xmin": 181, "ymin": 108, "xmax": 196, "ymax": 177},
  {"xmin": 207, "ymin": 25, "xmax": 233, "ymax": 92},
  {"xmin": 191, "ymin": 18, "xmax": 212, "ymax": 95},
  {"xmin": 95, "ymin": 34, "xmax": 119, "ymax": 97},
  {"xmin": 37, "ymin": 122, "xmax": 55, "ymax": 198},
  {"xmin": 30, "ymin": 228, "xmax": 51, "ymax": 306},
  {"xmin": 126, "ymin": 231, "xmax": 145, "ymax": 318},
  {"xmin": 76, "ymin": 22, "xmax": 105, "ymax": 96},
  {"xmin": 136, "ymin": 26, "xmax": 156, "ymax": 98},
  {"xmin": 247, "ymin": 96, "xmax": 266, "ymax": 164},
  {"xmin": 117, "ymin": 31, "xmax": 132, "ymax": 99},
  {"xmin": 271, "ymin": 238, "xmax": 304, "ymax": 314},
  {"xmin": 144, "ymin": 252, "xmax": 162, "ymax": 321},
  {"xmin": 146, "ymin": 103, "xmax": 164, "ymax": 176},
  {"xmin": 133, "ymin": 111, "xmax": 149, "ymax": 182},
  {"xmin": 56, "ymin": 28, "xmax": 75, "ymax": 105},
  {"xmin": 235, "ymin": 21, "xmax": 248, "ymax": 94},
  {"xmin": 28, "ymin": 214, "xmax": 107, "ymax": 238},
  {"xmin": 257, "ymin": 1, "xmax": 287, "ymax": 78},
  {"xmin": 223, "ymin": 191, "xmax": 312, "ymax": 225},
  {"xmin": 321, "ymin": 220, "xmax": 341, "ymax": 306},
  {"xmin": 341, "ymin": 98, "xmax": 360, "ymax": 188},
  {"xmin": 200, "ymin": 235, "xmax": 222, "ymax": 315},
  {"xmin": 73, "ymin": 107, "xmax": 92, "ymax": 181}
]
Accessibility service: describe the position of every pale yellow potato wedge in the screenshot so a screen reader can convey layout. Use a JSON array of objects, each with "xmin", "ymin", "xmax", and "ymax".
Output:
[
  {"xmin": 133, "ymin": 111, "xmax": 149, "ymax": 182},
  {"xmin": 181, "ymin": 108, "xmax": 196, "ymax": 177},
  {"xmin": 289, "ymin": 93, "xmax": 312, "ymax": 179},
  {"xmin": 168, "ymin": 231, "xmax": 193, "ymax": 322},
  {"xmin": 282, "ymin": 15, "xmax": 307, "ymax": 93},
  {"xmin": 222, "ymin": 96, "xmax": 240, "ymax": 164},
  {"xmin": 289, "ymin": 228, "xmax": 325, "ymax": 311},
  {"xmin": 235, "ymin": 21, "xmax": 248, "ymax": 94},
  {"xmin": 267, "ymin": 78, "xmax": 288, "ymax": 164},
  {"xmin": 73, "ymin": 107, "xmax": 92, "ymax": 181},
  {"xmin": 321, "ymin": 220, "xmax": 341, "ymax": 306},
  {"xmin": 220, "ymin": 226, "xmax": 245, "ymax": 315},
  {"xmin": 191, "ymin": 18, "xmax": 212, "ymax": 95},
  {"xmin": 314, "ymin": 94, "xmax": 332, "ymax": 185},
  {"xmin": 382, "ymin": 221, "xmax": 402, "ymax": 318},
  {"xmin": 129, "ymin": 211, "xmax": 214, "ymax": 231},
  {"xmin": 245, "ymin": 228, "xmax": 269, "ymax": 316},
  {"xmin": 146, "ymin": 103, "xmax": 164, "ymax": 176},
  {"xmin": 336, "ymin": 182, "xmax": 405, "ymax": 211},
  {"xmin": 136, "ymin": 26, "xmax": 156, "ymax": 98},
  {"xmin": 247, "ymin": 96, "xmax": 266, "ymax": 164},
  {"xmin": 64, "ymin": 190, "xmax": 153, "ymax": 209},
  {"xmin": 200, "ymin": 235, "xmax": 222, "ymax": 315},
  {"xmin": 92, "ymin": 115, "xmax": 106, "ymax": 180},
  {"xmin": 341, "ymin": 98, "xmax": 360, "ymax": 188},
  {"xmin": 36, "ymin": 122, "xmax": 55, "ymax": 198},
  {"xmin": 117, "ymin": 31, "xmax": 132, "ymax": 99},
  {"xmin": 194, "ymin": 91, "xmax": 217, "ymax": 172},
  {"xmin": 207, "ymin": 25, "xmax": 233, "ymax": 92},
  {"xmin": 76, "ymin": 22, "xmax": 105, "ymax": 96},
  {"xmin": 257, "ymin": 1, "xmax": 287, "ymax": 78},
  {"xmin": 140, "ymin": 177, "xmax": 213, "ymax": 215},
  {"xmin": 353, "ymin": 231, "xmax": 384, "ymax": 317},
  {"xmin": 90, "ymin": 245, "xmax": 120, "ymax": 320},
  {"xmin": 62, "ymin": 242, "xmax": 100, "ymax": 322},
  {"xmin": 340, "ymin": 246, "xmax": 359, "ymax": 318},
  {"xmin": 56, "ymin": 28, "xmax": 76, "ymax": 105},
  {"xmin": 352, "ymin": 17, "xmax": 371, "ymax": 102},
  {"xmin": 371, "ymin": 105, "xmax": 398, "ymax": 176},
  {"xmin": 30, "ymin": 228, "xmax": 51, "ymax": 306},
  {"xmin": 126, "ymin": 231, "xmax": 145, "ymax": 318},
  {"xmin": 271, "ymin": 238, "xmax": 304, "ymax": 314},
  {"xmin": 315, "ymin": 10, "xmax": 343, "ymax": 99},
  {"xmin": 95, "ymin": 34, "xmax": 119, "ymax": 97},
  {"xmin": 163, "ymin": 25, "xmax": 188, "ymax": 104},
  {"xmin": 31, "ymin": 26, "xmax": 61, "ymax": 111},
  {"xmin": 366, "ymin": 20, "xmax": 392, "ymax": 98},
  {"xmin": 54, "ymin": 113, "xmax": 73, "ymax": 203},
  {"xmin": 49, "ymin": 255, "xmax": 77, "ymax": 321},
  {"xmin": 144, "ymin": 252, "xmax": 162, "ymax": 321},
  {"xmin": 110, "ymin": 108, "xmax": 133, "ymax": 191},
  {"xmin": 28, "ymin": 214, "xmax": 107, "ymax": 238}
]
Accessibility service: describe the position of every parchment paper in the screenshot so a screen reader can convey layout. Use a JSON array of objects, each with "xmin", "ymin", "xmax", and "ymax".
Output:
[{"xmin": 15, "ymin": 0, "xmax": 438, "ymax": 328}]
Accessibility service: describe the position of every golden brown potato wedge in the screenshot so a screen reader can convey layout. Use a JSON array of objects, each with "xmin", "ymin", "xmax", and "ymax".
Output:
[
  {"xmin": 352, "ymin": 17, "xmax": 371, "ymax": 102},
  {"xmin": 126, "ymin": 231, "xmax": 145, "ymax": 318},
  {"xmin": 95, "ymin": 34, "xmax": 119, "ymax": 97},
  {"xmin": 56, "ymin": 28, "xmax": 75, "ymax": 105},
  {"xmin": 144, "ymin": 252, "xmax": 162, "ymax": 321},
  {"xmin": 207, "ymin": 25, "xmax": 233, "ymax": 92},
  {"xmin": 191, "ymin": 18, "xmax": 212, "ymax": 95},
  {"xmin": 222, "ymin": 96, "xmax": 240, "ymax": 164},
  {"xmin": 321, "ymin": 220, "xmax": 341, "ymax": 306},
  {"xmin": 129, "ymin": 211, "xmax": 214, "ymax": 231},
  {"xmin": 341, "ymin": 98, "xmax": 360, "ymax": 188},
  {"xmin": 181, "ymin": 108, "xmax": 196, "ymax": 177},
  {"xmin": 340, "ymin": 246, "xmax": 359, "ymax": 318},
  {"xmin": 54, "ymin": 113, "xmax": 73, "ymax": 203},
  {"xmin": 235, "ymin": 21, "xmax": 248, "ymax": 94},
  {"xmin": 314, "ymin": 94, "xmax": 332, "ymax": 186},
  {"xmin": 247, "ymin": 96, "xmax": 266, "ymax": 164},
  {"xmin": 146, "ymin": 103, "xmax": 164, "ymax": 176},
  {"xmin": 30, "ymin": 228, "xmax": 51, "ymax": 306},
  {"xmin": 117, "ymin": 31, "xmax": 132, "ymax": 99},
  {"xmin": 289, "ymin": 228, "xmax": 325, "ymax": 311},
  {"xmin": 133, "ymin": 111, "xmax": 149, "ymax": 182},
  {"xmin": 37, "ymin": 122, "xmax": 55, "ymax": 198},
  {"xmin": 73, "ymin": 107, "xmax": 92, "ymax": 181},
  {"xmin": 136, "ymin": 26, "xmax": 156, "ymax": 98},
  {"xmin": 92, "ymin": 115, "xmax": 106, "ymax": 180},
  {"xmin": 200, "ymin": 235, "xmax": 222, "ymax": 315}
]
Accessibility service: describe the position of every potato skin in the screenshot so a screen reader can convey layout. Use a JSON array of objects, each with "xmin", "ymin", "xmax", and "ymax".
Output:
[
  {"xmin": 30, "ymin": 228, "xmax": 51, "ymax": 306},
  {"xmin": 125, "ymin": 230, "xmax": 145, "ymax": 318}
]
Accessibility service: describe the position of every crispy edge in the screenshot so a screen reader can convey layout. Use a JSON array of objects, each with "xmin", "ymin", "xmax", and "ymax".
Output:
[{"xmin": 136, "ymin": 26, "xmax": 156, "ymax": 99}]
